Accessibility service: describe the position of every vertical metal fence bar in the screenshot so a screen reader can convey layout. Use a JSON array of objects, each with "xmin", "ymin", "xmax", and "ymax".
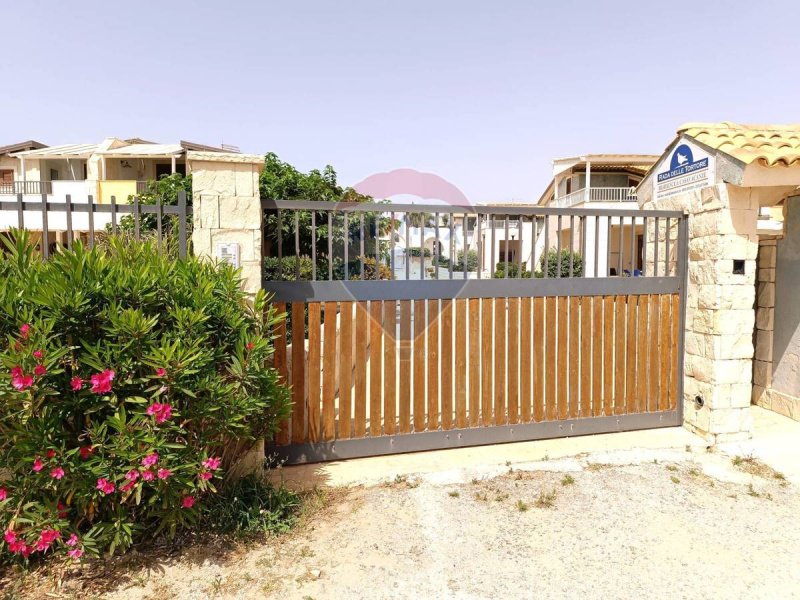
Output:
[
  {"xmin": 110, "ymin": 195, "xmax": 118, "ymax": 235},
  {"xmin": 606, "ymin": 215, "xmax": 612, "ymax": 276},
  {"xmin": 654, "ymin": 217, "xmax": 660, "ymax": 277},
  {"xmin": 344, "ymin": 211, "xmax": 350, "ymax": 281},
  {"xmin": 629, "ymin": 216, "xmax": 635, "ymax": 275},
  {"xmin": 420, "ymin": 212, "xmax": 425, "ymax": 280},
  {"xmin": 569, "ymin": 215, "xmax": 575, "ymax": 278},
  {"xmin": 65, "ymin": 194, "xmax": 73, "ymax": 249},
  {"xmin": 87, "ymin": 195, "xmax": 95, "ymax": 249},
  {"xmin": 448, "ymin": 214, "xmax": 454, "ymax": 280},
  {"xmin": 665, "ymin": 217, "xmax": 671, "ymax": 277},
  {"xmin": 503, "ymin": 215, "xmax": 509, "ymax": 278},
  {"xmin": 390, "ymin": 211, "xmax": 395, "ymax": 279},
  {"xmin": 642, "ymin": 216, "xmax": 648, "ymax": 275},
  {"xmin": 312, "ymin": 212, "xmax": 317, "ymax": 280},
  {"xmin": 360, "ymin": 213, "xmax": 365, "ymax": 279},
  {"xmin": 133, "ymin": 195, "xmax": 141, "ymax": 240},
  {"xmin": 490, "ymin": 215, "xmax": 496, "ymax": 278},
  {"xmin": 155, "ymin": 196, "xmax": 163, "ymax": 248},
  {"xmin": 556, "ymin": 215, "xmax": 562, "ymax": 278},
  {"xmin": 477, "ymin": 214, "xmax": 483, "ymax": 279},
  {"xmin": 374, "ymin": 211, "xmax": 380, "ymax": 280},
  {"xmin": 16, "ymin": 193, "xmax": 23, "ymax": 229},
  {"xmin": 517, "ymin": 215, "xmax": 524, "ymax": 278},
  {"xmin": 677, "ymin": 215, "xmax": 689, "ymax": 424},
  {"xmin": 617, "ymin": 216, "xmax": 623, "ymax": 277},
  {"xmin": 435, "ymin": 213, "xmax": 440, "ymax": 280},
  {"xmin": 40, "ymin": 192, "xmax": 49, "ymax": 259},
  {"xmin": 544, "ymin": 215, "xmax": 550, "ymax": 278},
  {"xmin": 462, "ymin": 213, "xmax": 468, "ymax": 279},
  {"xmin": 328, "ymin": 211, "xmax": 333, "ymax": 280},
  {"xmin": 294, "ymin": 211, "xmax": 301, "ymax": 281},
  {"xmin": 594, "ymin": 215, "xmax": 599, "ymax": 278},
  {"xmin": 177, "ymin": 190, "xmax": 187, "ymax": 259},
  {"xmin": 276, "ymin": 208, "xmax": 283, "ymax": 278},
  {"xmin": 532, "ymin": 216, "xmax": 539, "ymax": 274},
  {"xmin": 404, "ymin": 213, "xmax": 410, "ymax": 281},
  {"xmin": 579, "ymin": 216, "xmax": 587, "ymax": 278}
]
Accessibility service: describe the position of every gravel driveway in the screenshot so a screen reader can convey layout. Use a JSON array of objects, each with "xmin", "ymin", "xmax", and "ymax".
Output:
[{"xmin": 92, "ymin": 446, "xmax": 800, "ymax": 600}]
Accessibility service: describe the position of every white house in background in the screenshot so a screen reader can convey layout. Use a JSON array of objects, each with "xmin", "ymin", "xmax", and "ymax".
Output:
[{"xmin": 537, "ymin": 153, "xmax": 659, "ymax": 276}]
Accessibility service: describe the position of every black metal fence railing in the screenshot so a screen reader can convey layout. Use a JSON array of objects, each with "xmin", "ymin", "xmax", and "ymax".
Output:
[{"xmin": 0, "ymin": 191, "xmax": 191, "ymax": 259}]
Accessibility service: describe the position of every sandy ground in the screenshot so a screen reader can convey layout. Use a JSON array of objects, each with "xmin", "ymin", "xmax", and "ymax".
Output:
[{"xmin": 12, "ymin": 444, "xmax": 798, "ymax": 600}]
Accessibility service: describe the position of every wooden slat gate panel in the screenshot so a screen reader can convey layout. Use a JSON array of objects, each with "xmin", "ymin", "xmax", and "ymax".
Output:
[{"xmin": 264, "ymin": 202, "xmax": 687, "ymax": 464}]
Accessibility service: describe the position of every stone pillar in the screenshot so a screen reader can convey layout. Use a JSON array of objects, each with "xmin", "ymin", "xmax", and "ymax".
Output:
[
  {"xmin": 187, "ymin": 151, "xmax": 265, "ymax": 295},
  {"xmin": 642, "ymin": 183, "xmax": 759, "ymax": 443}
]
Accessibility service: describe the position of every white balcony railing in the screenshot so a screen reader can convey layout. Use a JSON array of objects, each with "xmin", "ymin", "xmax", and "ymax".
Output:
[{"xmin": 552, "ymin": 186, "xmax": 637, "ymax": 208}]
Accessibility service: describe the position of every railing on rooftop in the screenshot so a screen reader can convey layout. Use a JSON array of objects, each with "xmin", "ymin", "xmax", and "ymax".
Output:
[
  {"xmin": 0, "ymin": 181, "xmax": 53, "ymax": 196},
  {"xmin": 552, "ymin": 186, "xmax": 637, "ymax": 209}
]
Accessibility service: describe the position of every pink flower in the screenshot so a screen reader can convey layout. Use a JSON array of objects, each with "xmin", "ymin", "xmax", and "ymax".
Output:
[
  {"xmin": 57, "ymin": 503, "xmax": 68, "ymax": 518},
  {"xmin": 4, "ymin": 529, "xmax": 16, "ymax": 544},
  {"xmin": 120, "ymin": 481, "xmax": 136, "ymax": 493},
  {"xmin": 71, "ymin": 376, "xmax": 83, "ymax": 391},
  {"xmin": 246, "ymin": 342, "xmax": 255, "ymax": 351},
  {"xmin": 68, "ymin": 548, "xmax": 83, "ymax": 559},
  {"xmin": 202, "ymin": 457, "xmax": 222, "ymax": 471},
  {"xmin": 141, "ymin": 452, "xmax": 159, "ymax": 467},
  {"xmin": 11, "ymin": 367, "xmax": 33, "ymax": 391},
  {"xmin": 141, "ymin": 470, "xmax": 155, "ymax": 482},
  {"xmin": 181, "ymin": 496, "xmax": 196, "ymax": 509},
  {"xmin": 199, "ymin": 471, "xmax": 212, "ymax": 481},
  {"xmin": 146, "ymin": 403, "xmax": 173, "ymax": 424},
  {"xmin": 19, "ymin": 323, "xmax": 30, "ymax": 338},
  {"xmin": 50, "ymin": 467, "xmax": 65, "ymax": 480},
  {"xmin": 79, "ymin": 446, "xmax": 93, "ymax": 460},
  {"xmin": 156, "ymin": 367, "xmax": 166, "ymax": 377},
  {"xmin": 96, "ymin": 478, "xmax": 116, "ymax": 495},
  {"xmin": 36, "ymin": 528, "xmax": 61, "ymax": 551},
  {"xmin": 90, "ymin": 369, "xmax": 115, "ymax": 394},
  {"xmin": 125, "ymin": 469, "xmax": 140, "ymax": 481},
  {"xmin": 33, "ymin": 364, "xmax": 47, "ymax": 376},
  {"xmin": 46, "ymin": 449, "xmax": 56, "ymax": 458},
  {"xmin": 0, "ymin": 488, "xmax": 7, "ymax": 501},
  {"xmin": 157, "ymin": 468, "xmax": 171, "ymax": 480},
  {"xmin": 66, "ymin": 534, "xmax": 79, "ymax": 547},
  {"xmin": 33, "ymin": 349, "xmax": 43, "ymax": 360},
  {"xmin": 8, "ymin": 539, "xmax": 29, "ymax": 555},
  {"xmin": 32, "ymin": 457, "xmax": 44, "ymax": 472}
]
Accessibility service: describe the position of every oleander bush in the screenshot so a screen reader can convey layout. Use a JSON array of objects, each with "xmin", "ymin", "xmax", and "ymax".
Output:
[{"xmin": 0, "ymin": 232, "xmax": 290, "ymax": 563}]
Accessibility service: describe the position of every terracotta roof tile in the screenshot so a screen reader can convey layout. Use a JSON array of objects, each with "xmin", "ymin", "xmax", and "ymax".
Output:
[{"xmin": 679, "ymin": 122, "xmax": 800, "ymax": 167}]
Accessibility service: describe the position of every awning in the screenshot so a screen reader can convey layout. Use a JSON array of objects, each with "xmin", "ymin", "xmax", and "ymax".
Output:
[
  {"xmin": 10, "ymin": 143, "xmax": 99, "ymax": 159},
  {"xmin": 97, "ymin": 143, "xmax": 184, "ymax": 158}
]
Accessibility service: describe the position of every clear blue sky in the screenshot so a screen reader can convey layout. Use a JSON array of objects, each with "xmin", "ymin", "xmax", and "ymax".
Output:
[{"xmin": 2, "ymin": 1, "xmax": 798, "ymax": 203}]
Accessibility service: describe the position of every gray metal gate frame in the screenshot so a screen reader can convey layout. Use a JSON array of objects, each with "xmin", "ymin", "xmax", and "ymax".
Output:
[{"xmin": 262, "ymin": 200, "xmax": 688, "ymax": 464}]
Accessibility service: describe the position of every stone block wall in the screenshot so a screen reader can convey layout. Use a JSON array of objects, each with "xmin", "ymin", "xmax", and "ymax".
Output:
[{"xmin": 641, "ymin": 183, "xmax": 759, "ymax": 442}]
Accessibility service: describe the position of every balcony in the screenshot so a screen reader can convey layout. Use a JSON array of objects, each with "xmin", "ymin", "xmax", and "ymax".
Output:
[
  {"xmin": 0, "ymin": 180, "xmax": 53, "ymax": 195},
  {"xmin": 552, "ymin": 186, "xmax": 637, "ymax": 208}
]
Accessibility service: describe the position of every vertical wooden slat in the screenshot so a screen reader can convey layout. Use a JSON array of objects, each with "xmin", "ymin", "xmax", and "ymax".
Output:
[
  {"xmin": 273, "ymin": 302, "xmax": 289, "ymax": 445},
  {"xmin": 383, "ymin": 300, "xmax": 397, "ymax": 435},
  {"xmin": 353, "ymin": 302, "xmax": 368, "ymax": 438},
  {"xmin": 648, "ymin": 294, "xmax": 660, "ymax": 412},
  {"xmin": 427, "ymin": 299, "xmax": 440, "ymax": 430},
  {"xmin": 322, "ymin": 302, "xmax": 337, "ymax": 440},
  {"xmin": 544, "ymin": 297, "xmax": 557, "ymax": 420},
  {"xmin": 441, "ymin": 300, "xmax": 454, "ymax": 430},
  {"xmin": 291, "ymin": 303, "xmax": 307, "ymax": 443},
  {"xmin": 520, "ymin": 297, "xmax": 533, "ymax": 423},
  {"xmin": 603, "ymin": 296, "xmax": 614, "ymax": 417},
  {"xmin": 614, "ymin": 295, "xmax": 626, "ymax": 415},
  {"xmin": 507, "ymin": 297, "xmax": 520, "ymax": 425},
  {"xmin": 568, "ymin": 296, "xmax": 580, "ymax": 419},
  {"xmin": 399, "ymin": 301, "xmax": 412, "ymax": 433},
  {"xmin": 468, "ymin": 298, "xmax": 481, "ymax": 427},
  {"xmin": 659, "ymin": 295, "xmax": 671, "ymax": 411},
  {"xmin": 533, "ymin": 297, "xmax": 545, "ymax": 422},
  {"xmin": 670, "ymin": 293, "xmax": 680, "ymax": 410},
  {"xmin": 481, "ymin": 298, "xmax": 494, "ymax": 426},
  {"xmin": 455, "ymin": 299, "xmax": 468, "ymax": 429},
  {"xmin": 625, "ymin": 294, "xmax": 637, "ymax": 414},
  {"xmin": 494, "ymin": 298, "xmax": 507, "ymax": 425},
  {"xmin": 580, "ymin": 296, "xmax": 592, "ymax": 417},
  {"xmin": 636, "ymin": 295, "xmax": 649, "ymax": 414},
  {"xmin": 593, "ymin": 296, "xmax": 604, "ymax": 417},
  {"xmin": 307, "ymin": 303, "xmax": 322, "ymax": 442},
  {"xmin": 337, "ymin": 302, "xmax": 352, "ymax": 440},
  {"xmin": 413, "ymin": 299, "xmax": 426, "ymax": 432},
  {"xmin": 369, "ymin": 301, "xmax": 383, "ymax": 436},
  {"xmin": 557, "ymin": 296, "xmax": 569, "ymax": 420}
]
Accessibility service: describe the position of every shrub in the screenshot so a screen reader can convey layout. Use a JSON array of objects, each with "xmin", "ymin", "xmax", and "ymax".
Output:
[
  {"xmin": 263, "ymin": 255, "xmax": 315, "ymax": 281},
  {"xmin": 407, "ymin": 247, "xmax": 431, "ymax": 258},
  {"xmin": 535, "ymin": 249, "xmax": 583, "ymax": 278},
  {"xmin": 0, "ymin": 232, "xmax": 291, "ymax": 562},
  {"xmin": 348, "ymin": 256, "xmax": 392, "ymax": 280},
  {"xmin": 116, "ymin": 174, "xmax": 193, "ymax": 241},
  {"xmin": 453, "ymin": 249, "xmax": 479, "ymax": 272},
  {"xmin": 492, "ymin": 262, "xmax": 531, "ymax": 278}
]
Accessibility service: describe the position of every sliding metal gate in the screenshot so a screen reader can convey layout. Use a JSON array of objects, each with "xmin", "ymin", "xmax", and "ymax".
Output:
[{"xmin": 263, "ymin": 200, "xmax": 687, "ymax": 464}]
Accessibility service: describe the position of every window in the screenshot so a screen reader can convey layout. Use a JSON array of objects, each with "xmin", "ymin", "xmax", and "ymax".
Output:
[
  {"xmin": 49, "ymin": 168, "xmax": 59, "ymax": 181},
  {"xmin": 0, "ymin": 169, "xmax": 13, "ymax": 185}
]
